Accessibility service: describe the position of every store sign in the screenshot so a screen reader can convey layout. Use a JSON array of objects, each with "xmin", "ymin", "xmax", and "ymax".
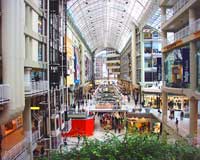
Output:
[
  {"xmin": 157, "ymin": 57, "xmax": 162, "ymax": 81},
  {"xmin": 31, "ymin": 106, "xmax": 40, "ymax": 110},
  {"xmin": 50, "ymin": 64, "xmax": 60, "ymax": 88}
]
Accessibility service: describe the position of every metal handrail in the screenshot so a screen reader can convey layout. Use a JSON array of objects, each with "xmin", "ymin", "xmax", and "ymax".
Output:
[
  {"xmin": 172, "ymin": 0, "xmax": 189, "ymax": 15},
  {"xmin": 32, "ymin": 130, "xmax": 40, "ymax": 144},
  {"xmin": 24, "ymin": 80, "xmax": 48, "ymax": 94},
  {"xmin": 2, "ymin": 138, "xmax": 27, "ymax": 160}
]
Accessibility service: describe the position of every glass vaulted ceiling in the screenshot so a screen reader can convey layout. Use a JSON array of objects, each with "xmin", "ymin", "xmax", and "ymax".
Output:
[{"xmin": 67, "ymin": 0, "xmax": 151, "ymax": 53}]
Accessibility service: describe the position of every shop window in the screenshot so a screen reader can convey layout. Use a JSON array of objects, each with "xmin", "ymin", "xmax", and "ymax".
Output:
[
  {"xmin": 145, "ymin": 72, "xmax": 157, "ymax": 82},
  {"xmin": 152, "ymin": 31, "xmax": 159, "ymax": 38},
  {"xmin": 38, "ymin": 43, "xmax": 43, "ymax": 61},
  {"xmin": 38, "ymin": 16, "xmax": 43, "ymax": 34},
  {"xmin": 51, "ymin": 119, "xmax": 55, "ymax": 130},
  {"xmin": 56, "ymin": 118, "xmax": 59, "ymax": 129},
  {"xmin": 144, "ymin": 32, "xmax": 152, "ymax": 39}
]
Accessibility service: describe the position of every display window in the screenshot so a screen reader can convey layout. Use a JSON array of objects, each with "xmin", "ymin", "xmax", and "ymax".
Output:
[
  {"xmin": 164, "ymin": 46, "xmax": 190, "ymax": 88},
  {"xmin": 153, "ymin": 122, "xmax": 161, "ymax": 134},
  {"xmin": 127, "ymin": 117, "xmax": 150, "ymax": 133},
  {"xmin": 4, "ymin": 115, "xmax": 23, "ymax": 136},
  {"xmin": 144, "ymin": 94, "xmax": 161, "ymax": 109},
  {"xmin": 167, "ymin": 95, "xmax": 189, "ymax": 111}
]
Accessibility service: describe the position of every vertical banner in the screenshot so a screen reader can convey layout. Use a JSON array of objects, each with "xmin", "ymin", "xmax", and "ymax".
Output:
[
  {"xmin": 157, "ymin": 57, "xmax": 162, "ymax": 81},
  {"xmin": 182, "ymin": 48, "xmax": 190, "ymax": 85},
  {"xmin": 197, "ymin": 52, "xmax": 200, "ymax": 89}
]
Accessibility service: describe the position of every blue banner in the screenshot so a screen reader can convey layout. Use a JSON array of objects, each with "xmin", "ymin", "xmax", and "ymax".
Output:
[
  {"xmin": 182, "ymin": 48, "xmax": 190, "ymax": 85},
  {"xmin": 157, "ymin": 57, "xmax": 162, "ymax": 81}
]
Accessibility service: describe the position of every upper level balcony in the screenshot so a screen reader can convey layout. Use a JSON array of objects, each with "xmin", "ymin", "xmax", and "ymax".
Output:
[
  {"xmin": 0, "ymin": 84, "xmax": 10, "ymax": 105},
  {"xmin": 24, "ymin": 80, "xmax": 48, "ymax": 96},
  {"xmin": 166, "ymin": 18, "xmax": 200, "ymax": 45}
]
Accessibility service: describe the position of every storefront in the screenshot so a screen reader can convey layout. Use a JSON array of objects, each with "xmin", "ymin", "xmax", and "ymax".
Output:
[
  {"xmin": 127, "ymin": 117, "xmax": 151, "ymax": 133},
  {"xmin": 143, "ymin": 93, "xmax": 161, "ymax": 109},
  {"xmin": 1, "ymin": 115, "xmax": 23, "ymax": 136},
  {"xmin": 167, "ymin": 95, "xmax": 189, "ymax": 111}
]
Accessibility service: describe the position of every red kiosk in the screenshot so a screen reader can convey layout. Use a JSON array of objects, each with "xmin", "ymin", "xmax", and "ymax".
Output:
[{"xmin": 62, "ymin": 115, "xmax": 95, "ymax": 137}]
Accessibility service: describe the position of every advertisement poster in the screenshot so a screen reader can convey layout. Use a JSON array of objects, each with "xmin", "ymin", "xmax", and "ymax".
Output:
[
  {"xmin": 74, "ymin": 47, "xmax": 80, "ymax": 84},
  {"xmin": 165, "ymin": 47, "xmax": 189, "ymax": 88}
]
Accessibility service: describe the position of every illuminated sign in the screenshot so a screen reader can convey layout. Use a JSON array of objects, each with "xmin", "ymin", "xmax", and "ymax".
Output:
[{"xmin": 31, "ymin": 106, "xmax": 40, "ymax": 110}]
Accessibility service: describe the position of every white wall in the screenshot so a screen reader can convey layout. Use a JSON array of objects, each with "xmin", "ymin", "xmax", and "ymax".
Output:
[
  {"xmin": 32, "ymin": 10, "xmax": 38, "ymax": 33},
  {"xmin": 32, "ymin": 40, "xmax": 38, "ymax": 62}
]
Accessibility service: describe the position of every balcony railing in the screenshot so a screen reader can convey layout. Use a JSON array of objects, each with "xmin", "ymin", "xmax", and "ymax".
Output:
[
  {"xmin": 68, "ymin": 110, "xmax": 88, "ymax": 118},
  {"xmin": 0, "ymin": 84, "xmax": 10, "ymax": 104},
  {"xmin": 24, "ymin": 80, "xmax": 48, "ymax": 95},
  {"xmin": 2, "ymin": 138, "xmax": 27, "ymax": 160},
  {"xmin": 32, "ymin": 130, "xmax": 40, "ymax": 145},
  {"xmin": 190, "ymin": 18, "xmax": 200, "ymax": 34},
  {"xmin": 174, "ymin": 25, "xmax": 189, "ymax": 41},
  {"xmin": 167, "ymin": 18, "xmax": 200, "ymax": 44},
  {"xmin": 172, "ymin": 0, "xmax": 189, "ymax": 15}
]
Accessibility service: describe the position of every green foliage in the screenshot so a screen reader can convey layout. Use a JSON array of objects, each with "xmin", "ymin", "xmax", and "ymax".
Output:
[{"xmin": 38, "ymin": 133, "xmax": 200, "ymax": 160}]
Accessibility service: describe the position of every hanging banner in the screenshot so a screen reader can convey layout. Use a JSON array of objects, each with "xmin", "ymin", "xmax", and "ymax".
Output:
[
  {"xmin": 182, "ymin": 48, "xmax": 190, "ymax": 85},
  {"xmin": 157, "ymin": 57, "xmax": 162, "ymax": 81}
]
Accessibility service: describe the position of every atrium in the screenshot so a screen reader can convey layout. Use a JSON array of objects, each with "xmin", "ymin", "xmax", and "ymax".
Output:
[{"xmin": 0, "ymin": 0, "xmax": 200, "ymax": 159}]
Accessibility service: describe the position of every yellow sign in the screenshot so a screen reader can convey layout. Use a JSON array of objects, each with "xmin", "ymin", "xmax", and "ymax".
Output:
[{"xmin": 31, "ymin": 106, "xmax": 40, "ymax": 110}]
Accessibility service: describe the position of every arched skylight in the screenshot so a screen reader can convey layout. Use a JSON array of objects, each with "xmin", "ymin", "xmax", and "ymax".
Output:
[{"xmin": 67, "ymin": 0, "xmax": 151, "ymax": 52}]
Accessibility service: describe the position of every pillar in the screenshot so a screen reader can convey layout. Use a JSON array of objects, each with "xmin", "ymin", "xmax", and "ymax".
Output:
[
  {"xmin": 24, "ymin": 68, "xmax": 32, "ymax": 82},
  {"xmin": 161, "ymin": 7, "xmax": 166, "ymax": 24},
  {"xmin": 189, "ymin": 8, "xmax": 198, "ymax": 137},
  {"xmin": 189, "ymin": 8, "xmax": 197, "ymax": 90},
  {"xmin": 162, "ymin": 92, "xmax": 167, "ymax": 123},
  {"xmin": 189, "ymin": 97, "xmax": 198, "ymax": 137},
  {"xmin": 131, "ymin": 25, "xmax": 136, "ymax": 86},
  {"xmin": 23, "ymin": 98, "xmax": 33, "ymax": 160},
  {"xmin": 0, "ymin": 0, "xmax": 25, "ymax": 124}
]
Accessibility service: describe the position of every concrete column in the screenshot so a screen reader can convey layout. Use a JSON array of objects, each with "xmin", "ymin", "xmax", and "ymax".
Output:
[
  {"xmin": 131, "ymin": 25, "xmax": 136, "ymax": 86},
  {"xmin": 189, "ymin": 8, "xmax": 197, "ymax": 90},
  {"xmin": 189, "ymin": 97, "xmax": 198, "ymax": 137},
  {"xmin": 140, "ymin": 31, "xmax": 144, "ymax": 84},
  {"xmin": 161, "ymin": 7, "xmax": 166, "ymax": 23},
  {"xmin": 24, "ymin": 68, "xmax": 32, "ymax": 82},
  {"xmin": 162, "ymin": 92, "xmax": 167, "ymax": 123},
  {"xmin": 0, "ymin": 0, "xmax": 25, "ymax": 124},
  {"xmin": 189, "ymin": 8, "xmax": 196, "ymax": 25},
  {"xmin": 190, "ymin": 41, "xmax": 197, "ymax": 90},
  {"xmin": 23, "ymin": 98, "xmax": 33, "ymax": 160}
]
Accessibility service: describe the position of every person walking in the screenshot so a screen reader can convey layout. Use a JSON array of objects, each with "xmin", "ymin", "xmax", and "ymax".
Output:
[
  {"xmin": 180, "ymin": 111, "xmax": 184, "ymax": 120},
  {"xmin": 175, "ymin": 118, "xmax": 179, "ymax": 133}
]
